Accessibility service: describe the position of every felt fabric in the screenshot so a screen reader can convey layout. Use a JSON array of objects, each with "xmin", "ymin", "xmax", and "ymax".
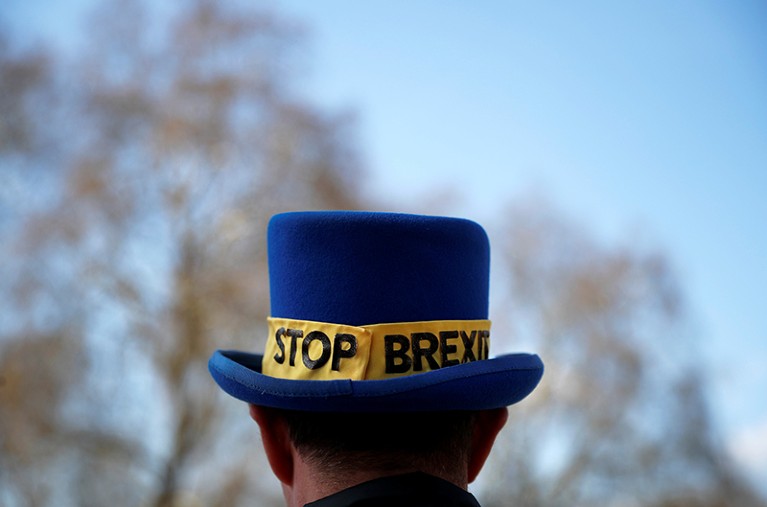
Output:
[
  {"xmin": 209, "ymin": 348, "xmax": 543, "ymax": 412},
  {"xmin": 267, "ymin": 211, "xmax": 490, "ymax": 325}
]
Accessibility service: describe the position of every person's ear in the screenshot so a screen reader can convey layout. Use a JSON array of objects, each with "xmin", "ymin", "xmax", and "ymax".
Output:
[
  {"xmin": 467, "ymin": 407, "xmax": 509, "ymax": 483},
  {"xmin": 249, "ymin": 404, "xmax": 294, "ymax": 486}
]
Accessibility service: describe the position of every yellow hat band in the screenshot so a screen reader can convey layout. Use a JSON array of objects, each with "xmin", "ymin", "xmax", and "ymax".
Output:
[{"xmin": 262, "ymin": 317, "xmax": 491, "ymax": 381}]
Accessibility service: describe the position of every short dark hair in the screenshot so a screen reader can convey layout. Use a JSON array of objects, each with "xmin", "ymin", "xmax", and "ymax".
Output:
[{"xmin": 276, "ymin": 409, "xmax": 477, "ymax": 483}]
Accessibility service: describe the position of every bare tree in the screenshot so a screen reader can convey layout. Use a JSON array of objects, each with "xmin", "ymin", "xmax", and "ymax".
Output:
[
  {"xmin": 477, "ymin": 199, "xmax": 764, "ymax": 507},
  {"xmin": 0, "ymin": 1, "xmax": 360, "ymax": 505}
]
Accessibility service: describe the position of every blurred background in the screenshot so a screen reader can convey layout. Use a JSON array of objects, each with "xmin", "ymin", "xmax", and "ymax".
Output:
[{"xmin": 1, "ymin": 0, "xmax": 765, "ymax": 506}]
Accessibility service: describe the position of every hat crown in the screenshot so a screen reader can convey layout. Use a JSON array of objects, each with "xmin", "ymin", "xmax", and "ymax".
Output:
[{"xmin": 268, "ymin": 211, "xmax": 490, "ymax": 326}]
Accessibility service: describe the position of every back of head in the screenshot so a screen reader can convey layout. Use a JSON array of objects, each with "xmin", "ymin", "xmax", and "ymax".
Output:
[{"xmin": 277, "ymin": 409, "xmax": 478, "ymax": 488}]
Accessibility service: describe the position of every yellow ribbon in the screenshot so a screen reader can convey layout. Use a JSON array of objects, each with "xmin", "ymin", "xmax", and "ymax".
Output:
[{"xmin": 263, "ymin": 317, "xmax": 491, "ymax": 381}]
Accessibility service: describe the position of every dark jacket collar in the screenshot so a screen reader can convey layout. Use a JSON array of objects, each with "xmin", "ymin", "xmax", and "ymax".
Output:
[{"xmin": 305, "ymin": 472, "xmax": 482, "ymax": 507}]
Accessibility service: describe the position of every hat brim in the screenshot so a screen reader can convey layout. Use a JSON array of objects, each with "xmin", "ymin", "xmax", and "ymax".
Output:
[{"xmin": 209, "ymin": 349, "xmax": 544, "ymax": 412}]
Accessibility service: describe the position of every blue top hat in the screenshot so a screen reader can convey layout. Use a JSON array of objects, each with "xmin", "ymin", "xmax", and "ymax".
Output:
[{"xmin": 208, "ymin": 211, "xmax": 543, "ymax": 412}]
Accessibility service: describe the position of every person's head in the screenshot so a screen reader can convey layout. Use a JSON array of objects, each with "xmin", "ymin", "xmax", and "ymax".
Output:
[
  {"xmin": 208, "ymin": 211, "xmax": 543, "ymax": 502},
  {"xmin": 249, "ymin": 405, "xmax": 509, "ymax": 505},
  {"xmin": 250, "ymin": 406, "xmax": 509, "ymax": 486}
]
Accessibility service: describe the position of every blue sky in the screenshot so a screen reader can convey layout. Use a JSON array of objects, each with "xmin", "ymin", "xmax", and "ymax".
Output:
[
  {"xmin": 4, "ymin": 0, "xmax": 766, "ymax": 488},
  {"xmin": 272, "ymin": 0, "xmax": 767, "ymax": 483}
]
